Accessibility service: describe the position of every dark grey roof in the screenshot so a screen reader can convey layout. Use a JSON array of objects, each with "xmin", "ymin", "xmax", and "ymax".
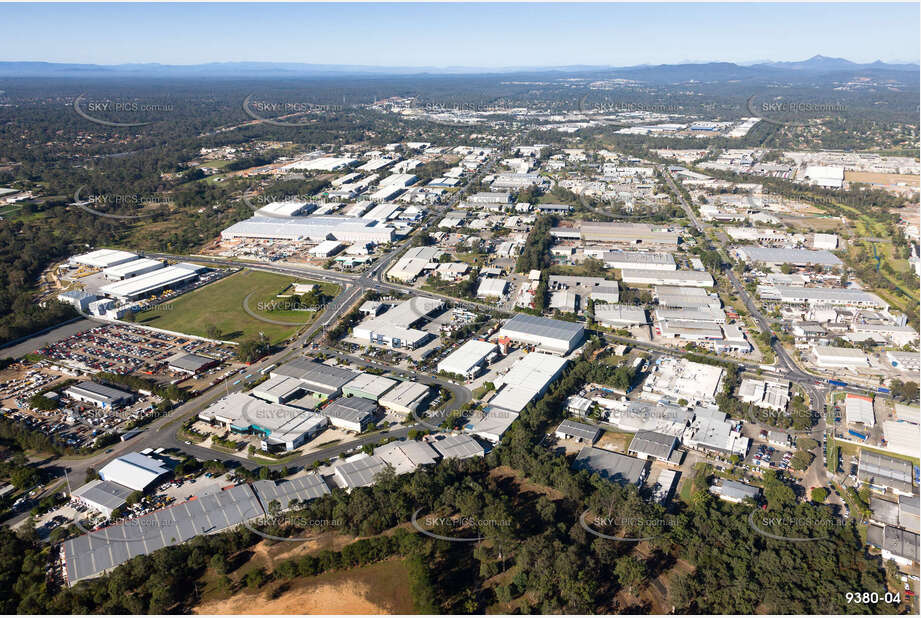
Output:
[
  {"xmin": 502, "ymin": 313, "xmax": 584, "ymax": 341},
  {"xmin": 322, "ymin": 397, "xmax": 378, "ymax": 424},
  {"xmin": 628, "ymin": 431, "xmax": 678, "ymax": 460},
  {"xmin": 870, "ymin": 496, "xmax": 900, "ymax": 526},
  {"xmin": 868, "ymin": 525, "xmax": 920, "ymax": 563},
  {"xmin": 572, "ymin": 446, "xmax": 648, "ymax": 486},
  {"xmin": 65, "ymin": 381, "xmax": 132, "ymax": 402},
  {"xmin": 555, "ymin": 419, "xmax": 601, "ymax": 442}
]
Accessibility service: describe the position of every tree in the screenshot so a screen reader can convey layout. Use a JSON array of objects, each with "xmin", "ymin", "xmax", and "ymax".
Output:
[
  {"xmin": 614, "ymin": 556, "xmax": 646, "ymax": 593},
  {"xmin": 204, "ymin": 324, "xmax": 222, "ymax": 340},
  {"xmin": 810, "ymin": 487, "xmax": 829, "ymax": 503},
  {"xmin": 245, "ymin": 568, "xmax": 267, "ymax": 589}
]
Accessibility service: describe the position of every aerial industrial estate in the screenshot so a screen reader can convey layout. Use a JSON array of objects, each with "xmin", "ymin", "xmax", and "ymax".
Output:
[{"xmin": 0, "ymin": 3, "xmax": 918, "ymax": 616}]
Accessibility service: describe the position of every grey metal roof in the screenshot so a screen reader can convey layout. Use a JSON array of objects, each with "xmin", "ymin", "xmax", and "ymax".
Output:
[
  {"xmin": 63, "ymin": 483, "xmax": 260, "ymax": 584},
  {"xmin": 62, "ymin": 477, "xmax": 331, "ymax": 585},
  {"xmin": 335, "ymin": 456, "xmax": 389, "ymax": 489},
  {"xmin": 628, "ymin": 431, "xmax": 677, "ymax": 460},
  {"xmin": 251, "ymin": 474, "xmax": 329, "ymax": 511},
  {"xmin": 274, "ymin": 358, "xmax": 360, "ymax": 392},
  {"xmin": 738, "ymin": 246, "xmax": 843, "ymax": 266},
  {"xmin": 572, "ymin": 446, "xmax": 648, "ymax": 486},
  {"xmin": 502, "ymin": 313, "xmax": 584, "ymax": 341},
  {"xmin": 875, "ymin": 525, "xmax": 920, "ymax": 562},
  {"xmin": 431, "ymin": 434, "xmax": 485, "ymax": 460},
  {"xmin": 72, "ymin": 480, "xmax": 134, "ymax": 512},
  {"xmin": 65, "ymin": 381, "xmax": 133, "ymax": 403},
  {"xmin": 166, "ymin": 352, "xmax": 216, "ymax": 372},
  {"xmin": 718, "ymin": 479, "xmax": 761, "ymax": 501},
  {"xmin": 870, "ymin": 496, "xmax": 900, "ymax": 526},
  {"xmin": 322, "ymin": 397, "xmax": 378, "ymax": 424},
  {"xmin": 555, "ymin": 419, "xmax": 601, "ymax": 442},
  {"xmin": 859, "ymin": 451, "xmax": 914, "ymax": 493}
]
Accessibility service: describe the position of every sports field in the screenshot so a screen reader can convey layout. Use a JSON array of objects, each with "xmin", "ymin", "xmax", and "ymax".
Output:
[{"xmin": 135, "ymin": 269, "xmax": 338, "ymax": 344}]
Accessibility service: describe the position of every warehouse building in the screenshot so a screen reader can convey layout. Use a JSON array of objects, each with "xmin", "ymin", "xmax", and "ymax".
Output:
[
  {"xmin": 353, "ymin": 297, "xmax": 444, "ymax": 350},
  {"xmin": 498, "ymin": 313, "xmax": 584, "ymax": 355},
  {"xmin": 99, "ymin": 452, "xmax": 170, "ymax": 492},
  {"xmin": 845, "ymin": 394, "xmax": 875, "ymax": 427},
  {"xmin": 812, "ymin": 345, "xmax": 869, "ymax": 369},
  {"xmin": 489, "ymin": 352, "xmax": 569, "ymax": 414},
  {"xmin": 198, "ymin": 392, "xmax": 328, "ymax": 452},
  {"xmin": 476, "ymin": 278, "xmax": 508, "ymax": 299},
  {"xmin": 621, "ymin": 269, "xmax": 714, "ymax": 288},
  {"xmin": 765, "ymin": 285, "xmax": 887, "ymax": 309},
  {"xmin": 271, "ymin": 358, "xmax": 361, "ymax": 400},
  {"xmin": 342, "ymin": 373, "xmax": 397, "ymax": 401},
  {"xmin": 558, "ymin": 222, "xmax": 679, "ymax": 247},
  {"xmin": 62, "ymin": 475, "xmax": 330, "ymax": 584},
  {"xmin": 602, "ymin": 251, "xmax": 676, "ymax": 271},
  {"xmin": 255, "ymin": 200, "xmax": 315, "ymax": 218},
  {"xmin": 572, "ymin": 446, "xmax": 648, "ymax": 487},
  {"xmin": 738, "ymin": 378, "xmax": 790, "ymax": 411},
  {"xmin": 98, "ymin": 263, "xmax": 206, "ymax": 301},
  {"xmin": 467, "ymin": 409, "xmax": 519, "ymax": 443},
  {"xmin": 321, "ymin": 397, "xmax": 379, "ymax": 432},
  {"xmin": 166, "ymin": 352, "xmax": 220, "ymax": 375},
  {"xmin": 467, "ymin": 192, "xmax": 512, "ymax": 205},
  {"xmin": 655, "ymin": 306, "xmax": 726, "ymax": 324},
  {"xmin": 642, "ymin": 358, "xmax": 723, "ymax": 405},
  {"xmin": 431, "ymin": 434, "xmax": 485, "ymax": 460},
  {"xmin": 387, "ymin": 246, "xmax": 442, "ymax": 282},
  {"xmin": 683, "ymin": 407, "xmax": 750, "ymax": 458},
  {"xmin": 102, "ymin": 258, "xmax": 165, "ymax": 281},
  {"xmin": 555, "ymin": 419, "xmax": 601, "ymax": 444},
  {"xmin": 437, "ymin": 340, "xmax": 497, "ymax": 378},
  {"xmin": 735, "ymin": 246, "xmax": 843, "ymax": 267},
  {"xmin": 374, "ymin": 440, "xmax": 440, "ymax": 475},
  {"xmin": 57, "ymin": 290, "xmax": 97, "ymax": 312},
  {"xmin": 70, "ymin": 249, "xmax": 139, "ymax": 269},
  {"xmin": 655, "ymin": 286, "xmax": 722, "ymax": 310},
  {"xmin": 379, "ymin": 381, "xmax": 430, "ymax": 414},
  {"xmin": 628, "ymin": 430, "xmax": 678, "ymax": 462},
  {"xmin": 70, "ymin": 479, "xmax": 135, "ymax": 518},
  {"xmin": 334, "ymin": 454, "xmax": 390, "ymax": 491},
  {"xmin": 64, "ymin": 381, "xmax": 134, "ymax": 409},
  {"xmin": 712, "ymin": 479, "xmax": 761, "ymax": 503},
  {"xmin": 593, "ymin": 304, "xmax": 648, "ymax": 328},
  {"xmin": 858, "ymin": 451, "xmax": 914, "ymax": 496},
  {"xmin": 251, "ymin": 375, "xmax": 306, "ymax": 404},
  {"xmin": 588, "ymin": 282, "xmax": 621, "ymax": 304},
  {"xmin": 221, "ymin": 215, "xmax": 394, "ymax": 244},
  {"xmin": 866, "ymin": 525, "xmax": 919, "ymax": 566},
  {"xmin": 882, "ymin": 420, "xmax": 920, "ymax": 458}
]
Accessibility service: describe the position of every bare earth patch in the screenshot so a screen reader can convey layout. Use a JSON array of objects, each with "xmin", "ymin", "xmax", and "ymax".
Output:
[{"xmin": 194, "ymin": 558, "xmax": 414, "ymax": 615}]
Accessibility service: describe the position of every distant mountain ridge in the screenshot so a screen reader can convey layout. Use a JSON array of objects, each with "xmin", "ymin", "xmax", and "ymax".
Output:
[{"xmin": 0, "ymin": 56, "xmax": 916, "ymax": 79}]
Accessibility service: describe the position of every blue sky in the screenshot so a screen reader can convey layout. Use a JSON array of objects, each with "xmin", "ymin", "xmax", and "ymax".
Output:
[{"xmin": 1, "ymin": 3, "xmax": 917, "ymax": 67}]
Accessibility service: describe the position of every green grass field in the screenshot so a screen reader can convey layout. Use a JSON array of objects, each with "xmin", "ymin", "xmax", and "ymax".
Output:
[{"xmin": 135, "ymin": 269, "xmax": 339, "ymax": 344}]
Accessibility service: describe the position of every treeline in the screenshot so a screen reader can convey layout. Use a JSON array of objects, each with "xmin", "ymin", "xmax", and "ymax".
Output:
[{"xmin": 515, "ymin": 215, "xmax": 556, "ymax": 273}]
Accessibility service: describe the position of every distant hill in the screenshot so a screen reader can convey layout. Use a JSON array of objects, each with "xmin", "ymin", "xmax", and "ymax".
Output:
[{"xmin": 0, "ymin": 57, "xmax": 916, "ymax": 80}]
